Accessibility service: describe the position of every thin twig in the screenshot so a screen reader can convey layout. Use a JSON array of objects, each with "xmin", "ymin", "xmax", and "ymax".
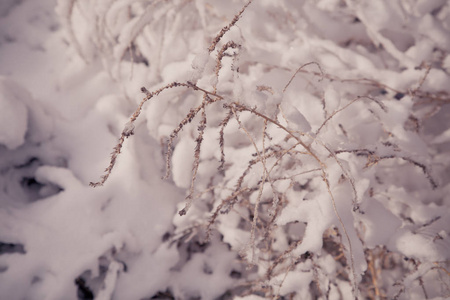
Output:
[
  {"xmin": 208, "ymin": 0, "xmax": 253, "ymax": 53},
  {"xmin": 283, "ymin": 62, "xmax": 324, "ymax": 93}
]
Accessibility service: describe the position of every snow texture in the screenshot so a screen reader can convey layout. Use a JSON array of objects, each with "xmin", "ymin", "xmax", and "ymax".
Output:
[{"xmin": 0, "ymin": 78, "xmax": 29, "ymax": 150}]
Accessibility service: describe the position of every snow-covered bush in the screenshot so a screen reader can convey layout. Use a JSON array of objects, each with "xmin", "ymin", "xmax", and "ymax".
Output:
[{"xmin": 1, "ymin": 0, "xmax": 449, "ymax": 299}]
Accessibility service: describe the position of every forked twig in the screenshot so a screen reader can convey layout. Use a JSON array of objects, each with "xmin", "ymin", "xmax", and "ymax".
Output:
[
  {"xmin": 90, "ymin": 82, "xmax": 221, "ymax": 187},
  {"xmin": 208, "ymin": 0, "xmax": 253, "ymax": 53},
  {"xmin": 283, "ymin": 62, "xmax": 324, "ymax": 93}
]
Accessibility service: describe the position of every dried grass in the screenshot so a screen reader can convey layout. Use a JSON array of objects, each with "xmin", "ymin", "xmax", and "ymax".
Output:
[{"xmin": 89, "ymin": 1, "xmax": 448, "ymax": 299}]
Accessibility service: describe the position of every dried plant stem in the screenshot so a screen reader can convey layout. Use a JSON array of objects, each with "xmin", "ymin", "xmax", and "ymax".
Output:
[
  {"xmin": 218, "ymin": 109, "xmax": 234, "ymax": 171},
  {"xmin": 315, "ymin": 95, "xmax": 386, "ymax": 136},
  {"xmin": 229, "ymin": 102, "xmax": 323, "ymax": 166},
  {"xmin": 179, "ymin": 105, "xmax": 207, "ymax": 216},
  {"xmin": 381, "ymin": 156, "xmax": 437, "ymax": 189},
  {"xmin": 205, "ymin": 187, "xmax": 250, "ymax": 240},
  {"xmin": 231, "ymin": 107, "xmax": 271, "ymax": 265},
  {"xmin": 266, "ymin": 142, "xmax": 303, "ymax": 174},
  {"xmin": 164, "ymin": 104, "xmax": 202, "ymax": 179},
  {"xmin": 84, "ymin": 1, "xmax": 449, "ymax": 297},
  {"xmin": 334, "ymin": 149, "xmax": 437, "ymax": 189},
  {"xmin": 270, "ymin": 168, "xmax": 322, "ymax": 182},
  {"xmin": 267, "ymin": 239, "xmax": 303, "ymax": 280},
  {"xmin": 91, "ymin": 81, "xmax": 221, "ymax": 187},
  {"xmin": 433, "ymin": 262, "xmax": 450, "ymax": 277},
  {"xmin": 367, "ymin": 250, "xmax": 381, "ymax": 298},
  {"xmin": 283, "ymin": 62, "xmax": 324, "ymax": 93},
  {"xmin": 258, "ymin": 68, "xmax": 362, "ymax": 293},
  {"xmin": 214, "ymin": 41, "xmax": 241, "ymax": 93},
  {"xmin": 91, "ymin": 82, "xmax": 188, "ymax": 187},
  {"xmin": 251, "ymin": 60, "xmax": 406, "ymax": 95},
  {"xmin": 274, "ymin": 257, "xmax": 296, "ymax": 299},
  {"xmin": 322, "ymin": 172, "xmax": 358, "ymax": 298},
  {"xmin": 89, "ymin": 133, "xmax": 128, "ymax": 187},
  {"xmin": 223, "ymin": 101, "xmax": 359, "ymax": 288},
  {"xmin": 162, "ymin": 83, "xmax": 222, "ymax": 179},
  {"xmin": 411, "ymin": 64, "xmax": 431, "ymax": 97},
  {"xmin": 317, "ymin": 140, "xmax": 359, "ymax": 211},
  {"xmin": 208, "ymin": 0, "xmax": 253, "ymax": 53}
]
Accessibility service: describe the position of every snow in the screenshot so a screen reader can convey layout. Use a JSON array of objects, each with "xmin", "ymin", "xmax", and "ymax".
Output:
[
  {"xmin": 280, "ymin": 99, "xmax": 312, "ymax": 133},
  {"xmin": 394, "ymin": 231, "xmax": 441, "ymax": 261},
  {"xmin": 274, "ymin": 265, "xmax": 314, "ymax": 298},
  {"xmin": 1, "ymin": 0, "xmax": 449, "ymax": 299},
  {"xmin": 0, "ymin": 78, "xmax": 29, "ymax": 149},
  {"xmin": 360, "ymin": 198, "xmax": 402, "ymax": 247},
  {"xmin": 95, "ymin": 261, "xmax": 123, "ymax": 300},
  {"xmin": 172, "ymin": 137, "xmax": 196, "ymax": 189}
]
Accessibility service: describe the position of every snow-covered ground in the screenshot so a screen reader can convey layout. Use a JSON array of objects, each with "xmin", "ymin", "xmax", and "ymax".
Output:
[{"xmin": 1, "ymin": 0, "xmax": 449, "ymax": 299}]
